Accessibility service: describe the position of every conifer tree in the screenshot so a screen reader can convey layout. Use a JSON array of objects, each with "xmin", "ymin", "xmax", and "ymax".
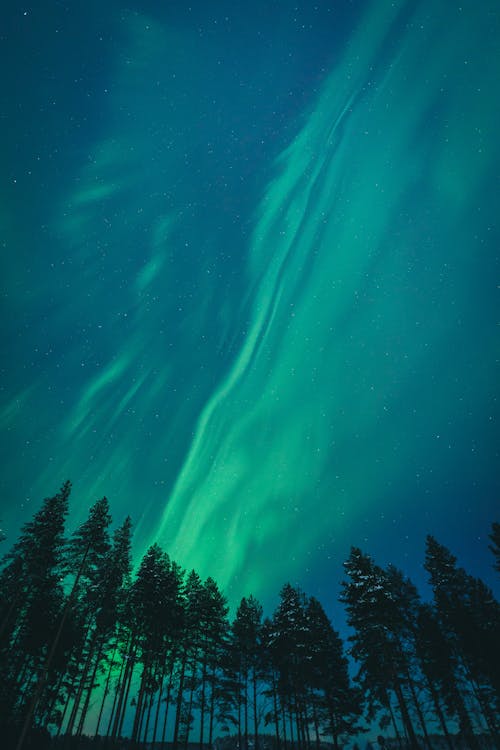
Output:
[
  {"xmin": 260, "ymin": 617, "xmax": 283, "ymax": 750},
  {"xmin": 382, "ymin": 565, "xmax": 433, "ymax": 749},
  {"xmin": 232, "ymin": 595, "xmax": 263, "ymax": 750},
  {"xmin": 126, "ymin": 544, "xmax": 179, "ymax": 745},
  {"xmin": 340, "ymin": 548, "xmax": 420, "ymax": 749},
  {"xmin": 4, "ymin": 480, "xmax": 499, "ymax": 750},
  {"xmin": 0, "ymin": 481, "xmax": 71, "ymax": 747},
  {"xmin": 305, "ymin": 596, "xmax": 363, "ymax": 750},
  {"xmin": 75, "ymin": 514, "xmax": 133, "ymax": 737},
  {"xmin": 414, "ymin": 603, "xmax": 460, "ymax": 750},
  {"xmin": 201, "ymin": 577, "xmax": 230, "ymax": 748},
  {"xmin": 173, "ymin": 569, "xmax": 204, "ymax": 750},
  {"xmin": 61, "ymin": 496, "xmax": 112, "ymax": 737},
  {"xmin": 269, "ymin": 583, "xmax": 311, "ymax": 750},
  {"xmin": 425, "ymin": 535, "xmax": 500, "ymax": 747}
]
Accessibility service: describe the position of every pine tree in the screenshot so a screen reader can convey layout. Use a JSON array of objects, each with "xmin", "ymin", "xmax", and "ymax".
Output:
[
  {"xmin": 201, "ymin": 577, "xmax": 230, "ymax": 748},
  {"xmin": 340, "ymin": 548, "xmax": 420, "ymax": 749},
  {"xmin": 126, "ymin": 544, "xmax": 178, "ymax": 746},
  {"xmin": 61, "ymin": 496, "xmax": 112, "ymax": 737},
  {"xmin": 269, "ymin": 583, "xmax": 311, "ymax": 750},
  {"xmin": 260, "ymin": 617, "xmax": 283, "ymax": 750},
  {"xmin": 382, "ymin": 565, "xmax": 433, "ymax": 749},
  {"xmin": 414, "ymin": 603, "xmax": 461, "ymax": 750},
  {"xmin": 173, "ymin": 569, "xmax": 204, "ymax": 750},
  {"xmin": 77, "ymin": 514, "xmax": 133, "ymax": 738},
  {"xmin": 305, "ymin": 596, "xmax": 363, "ymax": 750},
  {"xmin": 425, "ymin": 535, "xmax": 500, "ymax": 747},
  {"xmin": 148, "ymin": 557, "xmax": 184, "ymax": 746},
  {"xmin": 232, "ymin": 595, "xmax": 263, "ymax": 750},
  {"xmin": 0, "ymin": 481, "xmax": 71, "ymax": 748}
]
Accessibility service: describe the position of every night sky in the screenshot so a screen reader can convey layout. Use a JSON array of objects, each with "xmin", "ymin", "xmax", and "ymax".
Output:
[{"xmin": 1, "ymin": 0, "xmax": 499, "ymax": 618}]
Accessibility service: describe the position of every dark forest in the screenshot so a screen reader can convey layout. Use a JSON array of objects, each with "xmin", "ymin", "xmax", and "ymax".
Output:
[{"xmin": 1, "ymin": 483, "xmax": 499, "ymax": 750}]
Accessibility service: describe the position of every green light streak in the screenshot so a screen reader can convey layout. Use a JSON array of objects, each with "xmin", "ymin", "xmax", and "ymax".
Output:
[
  {"xmin": 148, "ymin": 0, "xmax": 499, "ymax": 597},
  {"xmin": 1, "ymin": 0, "xmax": 497, "ymax": 613}
]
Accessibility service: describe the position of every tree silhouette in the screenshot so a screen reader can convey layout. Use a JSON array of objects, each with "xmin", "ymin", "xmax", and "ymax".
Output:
[{"xmin": 1, "ymin": 483, "xmax": 499, "ymax": 750}]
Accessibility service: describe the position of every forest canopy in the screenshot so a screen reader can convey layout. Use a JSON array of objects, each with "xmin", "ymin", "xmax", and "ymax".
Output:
[{"xmin": 0, "ymin": 482, "xmax": 499, "ymax": 750}]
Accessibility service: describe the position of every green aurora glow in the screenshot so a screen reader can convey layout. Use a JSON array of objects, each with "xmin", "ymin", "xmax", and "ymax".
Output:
[
  {"xmin": 1, "ymin": 0, "xmax": 498, "ymax": 610},
  {"xmin": 151, "ymin": 0, "xmax": 500, "ymax": 595}
]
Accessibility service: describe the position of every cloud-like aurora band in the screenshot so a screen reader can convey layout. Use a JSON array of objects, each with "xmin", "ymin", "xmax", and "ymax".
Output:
[
  {"xmin": 1, "ymin": 0, "xmax": 498, "ymax": 613},
  {"xmin": 148, "ymin": 0, "xmax": 499, "ymax": 597}
]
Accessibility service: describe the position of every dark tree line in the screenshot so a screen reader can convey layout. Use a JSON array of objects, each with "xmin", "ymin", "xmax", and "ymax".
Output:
[{"xmin": 0, "ymin": 482, "xmax": 498, "ymax": 750}]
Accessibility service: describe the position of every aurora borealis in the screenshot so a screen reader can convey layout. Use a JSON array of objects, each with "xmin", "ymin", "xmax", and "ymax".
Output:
[{"xmin": 1, "ymin": 0, "xmax": 499, "ymax": 613}]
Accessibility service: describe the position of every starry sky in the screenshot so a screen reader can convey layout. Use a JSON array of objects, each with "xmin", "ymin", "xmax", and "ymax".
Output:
[{"xmin": 1, "ymin": 0, "xmax": 499, "ymax": 616}]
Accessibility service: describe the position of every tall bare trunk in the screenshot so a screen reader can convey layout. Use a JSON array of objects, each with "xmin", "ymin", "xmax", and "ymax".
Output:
[{"xmin": 95, "ymin": 641, "xmax": 118, "ymax": 738}]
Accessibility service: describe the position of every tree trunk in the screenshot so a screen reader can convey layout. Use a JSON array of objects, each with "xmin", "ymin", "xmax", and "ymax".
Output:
[
  {"xmin": 161, "ymin": 657, "xmax": 175, "ymax": 750},
  {"xmin": 105, "ymin": 638, "xmax": 129, "ymax": 739},
  {"xmin": 253, "ymin": 666, "xmax": 259, "ymax": 750},
  {"xmin": 143, "ymin": 656, "xmax": 162, "ymax": 745},
  {"xmin": 56, "ymin": 668, "xmax": 76, "ymax": 738},
  {"xmin": 15, "ymin": 543, "xmax": 91, "ymax": 750},
  {"xmin": 385, "ymin": 692, "xmax": 404, "ymax": 750},
  {"xmin": 153, "ymin": 655, "xmax": 167, "ymax": 745},
  {"xmin": 393, "ymin": 680, "xmax": 420, "ymax": 750},
  {"xmin": 109, "ymin": 638, "xmax": 134, "ymax": 740},
  {"xmin": 244, "ymin": 669, "xmax": 249, "ymax": 750},
  {"xmin": 208, "ymin": 659, "xmax": 217, "ymax": 747},
  {"xmin": 304, "ymin": 705, "xmax": 311, "ymax": 750},
  {"xmin": 453, "ymin": 681, "xmax": 480, "ymax": 750},
  {"xmin": 404, "ymin": 664, "xmax": 432, "ymax": 749},
  {"xmin": 281, "ymin": 703, "xmax": 288, "ymax": 750},
  {"xmin": 312, "ymin": 699, "xmax": 320, "ymax": 750},
  {"xmin": 41, "ymin": 665, "xmax": 66, "ymax": 730},
  {"xmin": 112, "ymin": 639, "xmax": 137, "ymax": 741},
  {"xmin": 184, "ymin": 657, "xmax": 197, "ymax": 750},
  {"xmin": 119, "ymin": 648, "xmax": 136, "ymax": 737},
  {"xmin": 237, "ymin": 666, "xmax": 242, "ymax": 750},
  {"xmin": 271, "ymin": 673, "xmax": 281, "ymax": 750},
  {"xmin": 142, "ymin": 688, "xmax": 155, "ymax": 745},
  {"xmin": 173, "ymin": 650, "xmax": 187, "ymax": 750},
  {"xmin": 423, "ymin": 674, "xmax": 454, "ymax": 750},
  {"xmin": 76, "ymin": 640, "xmax": 105, "ymax": 737},
  {"xmin": 131, "ymin": 657, "xmax": 151, "ymax": 744},
  {"xmin": 199, "ymin": 653, "xmax": 208, "ymax": 750},
  {"xmin": 64, "ymin": 618, "xmax": 97, "ymax": 738},
  {"xmin": 294, "ymin": 693, "xmax": 301, "ymax": 750},
  {"xmin": 95, "ymin": 641, "xmax": 118, "ymax": 738},
  {"xmin": 465, "ymin": 667, "xmax": 500, "ymax": 749}
]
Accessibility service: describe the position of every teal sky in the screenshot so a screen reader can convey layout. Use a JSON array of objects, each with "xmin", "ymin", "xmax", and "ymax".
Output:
[{"xmin": 1, "ymin": 0, "xmax": 499, "ymax": 615}]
